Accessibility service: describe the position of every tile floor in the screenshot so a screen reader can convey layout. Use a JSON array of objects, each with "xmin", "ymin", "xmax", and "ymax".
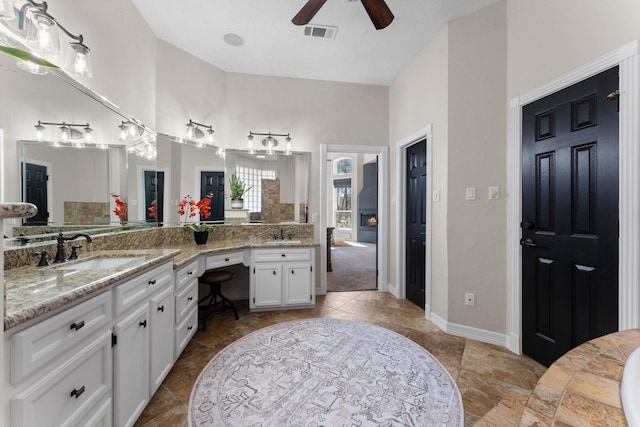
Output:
[{"xmin": 134, "ymin": 291, "xmax": 546, "ymax": 426}]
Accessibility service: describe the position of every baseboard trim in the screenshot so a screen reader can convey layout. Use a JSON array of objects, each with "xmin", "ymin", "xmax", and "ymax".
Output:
[{"xmin": 430, "ymin": 313, "xmax": 509, "ymax": 349}]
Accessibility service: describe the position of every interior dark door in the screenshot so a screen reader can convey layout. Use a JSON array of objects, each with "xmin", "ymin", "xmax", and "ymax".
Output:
[
  {"xmin": 521, "ymin": 66, "xmax": 619, "ymax": 367},
  {"xmin": 144, "ymin": 171, "xmax": 163, "ymax": 223},
  {"xmin": 406, "ymin": 139, "xmax": 427, "ymax": 308},
  {"xmin": 23, "ymin": 162, "xmax": 48, "ymax": 225},
  {"xmin": 201, "ymin": 171, "xmax": 224, "ymax": 222}
]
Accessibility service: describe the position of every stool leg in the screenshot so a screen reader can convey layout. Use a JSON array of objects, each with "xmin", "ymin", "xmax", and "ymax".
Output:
[{"xmin": 215, "ymin": 284, "xmax": 239, "ymax": 320}]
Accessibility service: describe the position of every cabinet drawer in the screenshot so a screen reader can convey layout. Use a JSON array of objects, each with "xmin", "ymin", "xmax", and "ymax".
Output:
[
  {"xmin": 205, "ymin": 251, "xmax": 244, "ymax": 269},
  {"xmin": 253, "ymin": 248, "xmax": 312, "ymax": 262},
  {"xmin": 75, "ymin": 398, "xmax": 112, "ymax": 427},
  {"xmin": 175, "ymin": 280, "xmax": 198, "ymax": 324},
  {"xmin": 114, "ymin": 262, "xmax": 173, "ymax": 316},
  {"xmin": 175, "ymin": 260, "xmax": 198, "ymax": 293},
  {"xmin": 10, "ymin": 331, "xmax": 112, "ymax": 427},
  {"xmin": 175, "ymin": 308, "xmax": 197, "ymax": 357},
  {"xmin": 10, "ymin": 291, "xmax": 111, "ymax": 384}
]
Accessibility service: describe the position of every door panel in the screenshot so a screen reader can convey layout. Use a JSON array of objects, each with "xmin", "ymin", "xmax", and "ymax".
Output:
[
  {"xmin": 522, "ymin": 66, "xmax": 619, "ymax": 366},
  {"xmin": 406, "ymin": 139, "xmax": 426, "ymax": 309},
  {"xmin": 23, "ymin": 162, "xmax": 48, "ymax": 225},
  {"xmin": 201, "ymin": 171, "xmax": 224, "ymax": 222}
]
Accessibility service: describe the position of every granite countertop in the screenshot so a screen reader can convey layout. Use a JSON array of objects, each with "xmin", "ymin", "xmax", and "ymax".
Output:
[
  {"xmin": 520, "ymin": 328, "xmax": 640, "ymax": 426},
  {"xmin": 4, "ymin": 238, "xmax": 319, "ymax": 331},
  {"xmin": 169, "ymin": 238, "xmax": 319, "ymax": 269},
  {"xmin": 0, "ymin": 202, "xmax": 37, "ymax": 219}
]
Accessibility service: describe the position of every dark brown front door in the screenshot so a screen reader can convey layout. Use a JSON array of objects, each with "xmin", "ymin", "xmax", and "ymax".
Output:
[
  {"xmin": 201, "ymin": 171, "xmax": 224, "ymax": 222},
  {"xmin": 521, "ymin": 66, "xmax": 619, "ymax": 366},
  {"xmin": 406, "ymin": 139, "xmax": 426, "ymax": 309}
]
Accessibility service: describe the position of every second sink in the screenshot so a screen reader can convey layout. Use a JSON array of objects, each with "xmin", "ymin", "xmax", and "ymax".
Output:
[{"xmin": 57, "ymin": 257, "xmax": 144, "ymax": 270}]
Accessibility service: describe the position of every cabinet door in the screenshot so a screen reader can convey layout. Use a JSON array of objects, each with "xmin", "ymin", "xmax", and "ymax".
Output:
[
  {"xmin": 149, "ymin": 286, "xmax": 174, "ymax": 395},
  {"xmin": 284, "ymin": 263, "xmax": 313, "ymax": 305},
  {"xmin": 113, "ymin": 303, "xmax": 149, "ymax": 427},
  {"xmin": 254, "ymin": 264, "xmax": 283, "ymax": 307}
]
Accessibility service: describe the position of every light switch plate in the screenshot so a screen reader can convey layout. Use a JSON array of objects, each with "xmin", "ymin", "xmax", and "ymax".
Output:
[
  {"xmin": 489, "ymin": 186, "xmax": 499, "ymax": 200},
  {"xmin": 433, "ymin": 190, "xmax": 440, "ymax": 202},
  {"xmin": 466, "ymin": 187, "xmax": 476, "ymax": 201},
  {"xmin": 311, "ymin": 213, "xmax": 318, "ymax": 223}
]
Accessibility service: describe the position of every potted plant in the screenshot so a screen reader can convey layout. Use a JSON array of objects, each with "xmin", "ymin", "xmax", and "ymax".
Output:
[
  {"xmin": 229, "ymin": 175, "xmax": 252, "ymax": 209},
  {"xmin": 178, "ymin": 193, "xmax": 213, "ymax": 244}
]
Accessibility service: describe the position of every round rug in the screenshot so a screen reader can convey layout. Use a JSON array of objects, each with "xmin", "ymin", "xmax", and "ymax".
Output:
[{"xmin": 189, "ymin": 318, "xmax": 464, "ymax": 426}]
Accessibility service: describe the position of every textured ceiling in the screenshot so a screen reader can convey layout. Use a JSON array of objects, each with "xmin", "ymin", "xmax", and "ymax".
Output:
[{"xmin": 131, "ymin": 0, "xmax": 498, "ymax": 86}]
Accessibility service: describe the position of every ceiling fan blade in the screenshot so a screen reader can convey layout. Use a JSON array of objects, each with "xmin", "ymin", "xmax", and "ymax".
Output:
[
  {"xmin": 360, "ymin": 0, "xmax": 394, "ymax": 30},
  {"xmin": 292, "ymin": 0, "xmax": 328, "ymax": 26}
]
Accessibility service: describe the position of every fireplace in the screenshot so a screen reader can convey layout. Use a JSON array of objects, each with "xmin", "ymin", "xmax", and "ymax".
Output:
[
  {"xmin": 361, "ymin": 213, "xmax": 377, "ymax": 228},
  {"xmin": 357, "ymin": 162, "xmax": 377, "ymax": 243}
]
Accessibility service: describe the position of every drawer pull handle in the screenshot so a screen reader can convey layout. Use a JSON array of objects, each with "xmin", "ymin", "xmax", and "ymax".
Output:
[
  {"xmin": 70, "ymin": 321, "xmax": 85, "ymax": 331},
  {"xmin": 187, "ymin": 326, "xmax": 193, "ymax": 331},
  {"xmin": 188, "ymin": 297, "xmax": 194, "ymax": 302},
  {"xmin": 187, "ymin": 271, "xmax": 193, "ymax": 275},
  {"xmin": 148, "ymin": 279, "xmax": 157, "ymax": 286},
  {"xmin": 158, "ymin": 305, "xmax": 164, "ymax": 312},
  {"xmin": 281, "ymin": 254, "xmax": 286, "ymax": 257},
  {"xmin": 225, "ymin": 257, "xmax": 230, "ymax": 262},
  {"xmin": 70, "ymin": 385, "xmax": 85, "ymax": 399},
  {"xmin": 291, "ymin": 270, "xmax": 295, "ymax": 275},
  {"xmin": 273, "ymin": 270, "xmax": 277, "ymax": 275},
  {"xmin": 139, "ymin": 320, "xmax": 147, "ymax": 328}
]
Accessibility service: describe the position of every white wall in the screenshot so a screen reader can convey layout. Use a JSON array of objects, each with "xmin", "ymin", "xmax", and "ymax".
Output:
[
  {"xmin": 389, "ymin": 26, "xmax": 449, "ymax": 319},
  {"xmin": 390, "ymin": 0, "xmax": 640, "ymax": 340}
]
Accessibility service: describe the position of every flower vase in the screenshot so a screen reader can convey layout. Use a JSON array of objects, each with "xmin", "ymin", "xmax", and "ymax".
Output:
[{"xmin": 193, "ymin": 230, "xmax": 209, "ymax": 245}]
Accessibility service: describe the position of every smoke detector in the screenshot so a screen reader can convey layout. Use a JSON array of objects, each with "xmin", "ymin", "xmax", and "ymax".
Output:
[{"xmin": 302, "ymin": 24, "xmax": 338, "ymax": 40}]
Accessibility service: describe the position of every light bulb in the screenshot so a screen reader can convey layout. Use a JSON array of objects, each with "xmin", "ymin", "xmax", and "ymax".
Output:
[
  {"xmin": 186, "ymin": 124, "xmax": 195, "ymax": 140},
  {"xmin": 60, "ymin": 125, "xmax": 69, "ymax": 142},
  {"xmin": 34, "ymin": 124, "xmax": 45, "ymax": 141},
  {"xmin": 0, "ymin": 0, "xmax": 15, "ymax": 20},
  {"xmin": 207, "ymin": 129, "xmax": 214, "ymax": 144},
  {"xmin": 84, "ymin": 127, "xmax": 93, "ymax": 142},
  {"xmin": 128, "ymin": 122, "xmax": 138, "ymax": 137}
]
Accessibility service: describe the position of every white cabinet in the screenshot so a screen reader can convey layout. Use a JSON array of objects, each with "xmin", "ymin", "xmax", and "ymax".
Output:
[
  {"xmin": 174, "ymin": 260, "xmax": 199, "ymax": 358},
  {"xmin": 149, "ymin": 285, "xmax": 175, "ymax": 395},
  {"xmin": 250, "ymin": 248, "xmax": 315, "ymax": 311},
  {"xmin": 113, "ymin": 303, "xmax": 149, "ymax": 427},
  {"xmin": 112, "ymin": 260, "xmax": 174, "ymax": 427},
  {"xmin": 10, "ymin": 331, "xmax": 112, "ymax": 427}
]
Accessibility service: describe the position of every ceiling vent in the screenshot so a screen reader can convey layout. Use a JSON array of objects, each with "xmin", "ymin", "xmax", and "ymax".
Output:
[{"xmin": 302, "ymin": 25, "xmax": 338, "ymax": 40}]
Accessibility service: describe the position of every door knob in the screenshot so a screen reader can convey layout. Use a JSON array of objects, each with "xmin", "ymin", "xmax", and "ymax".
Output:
[
  {"xmin": 520, "ymin": 221, "xmax": 535, "ymax": 230},
  {"xmin": 519, "ymin": 238, "xmax": 537, "ymax": 248}
]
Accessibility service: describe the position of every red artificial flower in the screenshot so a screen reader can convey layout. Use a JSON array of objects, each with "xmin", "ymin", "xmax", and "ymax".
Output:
[
  {"xmin": 110, "ymin": 192, "xmax": 127, "ymax": 221},
  {"xmin": 148, "ymin": 199, "xmax": 157, "ymax": 219},
  {"xmin": 177, "ymin": 193, "xmax": 213, "ymax": 220}
]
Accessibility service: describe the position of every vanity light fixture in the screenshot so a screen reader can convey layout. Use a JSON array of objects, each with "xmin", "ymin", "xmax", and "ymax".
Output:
[
  {"xmin": 34, "ymin": 120, "xmax": 92, "ymax": 143},
  {"xmin": 247, "ymin": 131, "xmax": 293, "ymax": 155},
  {"xmin": 185, "ymin": 119, "xmax": 215, "ymax": 144},
  {"xmin": 11, "ymin": 1, "xmax": 92, "ymax": 77},
  {"xmin": 118, "ymin": 120, "xmax": 144, "ymax": 141}
]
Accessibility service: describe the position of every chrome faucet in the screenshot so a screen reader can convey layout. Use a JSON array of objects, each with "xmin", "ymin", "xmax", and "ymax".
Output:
[{"xmin": 54, "ymin": 233, "xmax": 93, "ymax": 263}]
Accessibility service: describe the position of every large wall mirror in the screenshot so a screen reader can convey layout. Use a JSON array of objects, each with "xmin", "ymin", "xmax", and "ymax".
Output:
[
  {"xmin": 0, "ymin": 43, "xmax": 157, "ymax": 246},
  {"xmin": 157, "ymin": 135, "xmax": 309, "ymax": 225}
]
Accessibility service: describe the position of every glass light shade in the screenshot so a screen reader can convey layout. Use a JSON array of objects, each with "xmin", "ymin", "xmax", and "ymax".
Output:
[
  {"xmin": 185, "ymin": 123, "xmax": 195, "ymax": 140},
  {"xmin": 84, "ymin": 127, "xmax": 93, "ymax": 142},
  {"xmin": 26, "ymin": 11, "xmax": 60, "ymax": 54},
  {"xmin": 0, "ymin": 0, "xmax": 15, "ymax": 20},
  {"xmin": 118, "ymin": 124, "xmax": 127, "ymax": 141},
  {"xmin": 59, "ymin": 125, "xmax": 69, "ymax": 141},
  {"xmin": 34, "ymin": 124, "xmax": 45, "ymax": 141},
  {"xmin": 65, "ymin": 43, "xmax": 92, "ymax": 77},
  {"xmin": 207, "ymin": 129, "xmax": 215, "ymax": 144},
  {"xmin": 16, "ymin": 58, "xmax": 47, "ymax": 75}
]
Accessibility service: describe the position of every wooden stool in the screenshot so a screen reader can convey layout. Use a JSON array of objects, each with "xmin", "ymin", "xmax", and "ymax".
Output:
[{"xmin": 198, "ymin": 270, "xmax": 238, "ymax": 330}]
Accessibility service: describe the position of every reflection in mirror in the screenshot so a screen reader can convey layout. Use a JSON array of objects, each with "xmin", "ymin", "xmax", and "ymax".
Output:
[
  {"xmin": 0, "ymin": 39, "xmax": 157, "ymax": 246},
  {"xmin": 156, "ymin": 134, "xmax": 309, "ymax": 225}
]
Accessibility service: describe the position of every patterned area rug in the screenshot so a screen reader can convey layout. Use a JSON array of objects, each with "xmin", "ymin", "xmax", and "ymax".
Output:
[{"xmin": 189, "ymin": 318, "xmax": 464, "ymax": 426}]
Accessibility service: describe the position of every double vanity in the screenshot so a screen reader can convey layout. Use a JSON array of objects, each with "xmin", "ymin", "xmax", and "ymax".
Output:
[{"xmin": 2, "ymin": 224, "xmax": 318, "ymax": 427}]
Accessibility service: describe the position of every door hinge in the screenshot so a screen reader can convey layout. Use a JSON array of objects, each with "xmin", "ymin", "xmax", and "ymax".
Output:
[
  {"xmin": 253, "ymin": 267, "xmax": 255, "ymax": 274},
  {"xmin": 46, "ymin": 175, "xmax": 50, "ymax": 181},
  {"xmin": 112, "ymin": 334, "xmax": 117, "ymax": 347},
  {"xmin": 376, "ymin": 269, "xmax": 379, "ymax": 277},
  {"xmin": 253, "ymin": 297, "xmax": 255, "ymax": 304},
  {"xmin": 310, "ymin": 294, "xmax": 312, "ymax": 301},
  {"xmin": 310, "ymin": 265, "xmax": 313, "ymax": 272}
]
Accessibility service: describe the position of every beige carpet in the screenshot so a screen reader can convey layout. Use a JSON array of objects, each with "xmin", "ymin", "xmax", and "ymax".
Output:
[
  {"xmin": 327, "ymin": 241, "xmax": 377, "ymax": 292},
  {"xmin": 189, "ymin": 318, "xmax": 464, "ymax": 426}
]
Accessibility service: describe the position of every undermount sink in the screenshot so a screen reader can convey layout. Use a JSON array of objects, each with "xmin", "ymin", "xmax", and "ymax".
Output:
[
  {"xmin": 57, "ymin": 257, "xmax": 144, "ymax": 270},
  {"xmin": 621, "ymin": 347, "xmax": 640, "ymax": 427}
]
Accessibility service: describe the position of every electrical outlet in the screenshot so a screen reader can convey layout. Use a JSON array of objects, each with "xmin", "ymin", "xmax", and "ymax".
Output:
[{"xmin": 465, "ymin": 292, "xmax": 475, "ymax": 307}]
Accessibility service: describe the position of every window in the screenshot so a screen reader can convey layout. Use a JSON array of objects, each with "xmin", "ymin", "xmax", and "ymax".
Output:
[
  {"xmin": 333, "ymin": 157, "xmax": 353, "ymax": 229},
  {"xmin": 236, "ymin": 166, "xmax": 275, "ymax": 212}
]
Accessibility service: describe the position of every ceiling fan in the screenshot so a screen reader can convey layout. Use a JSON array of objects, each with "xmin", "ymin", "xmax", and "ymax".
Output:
[{"xmin": 292, "ymin": 0, "xmax": 394, "ymax": 30}]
